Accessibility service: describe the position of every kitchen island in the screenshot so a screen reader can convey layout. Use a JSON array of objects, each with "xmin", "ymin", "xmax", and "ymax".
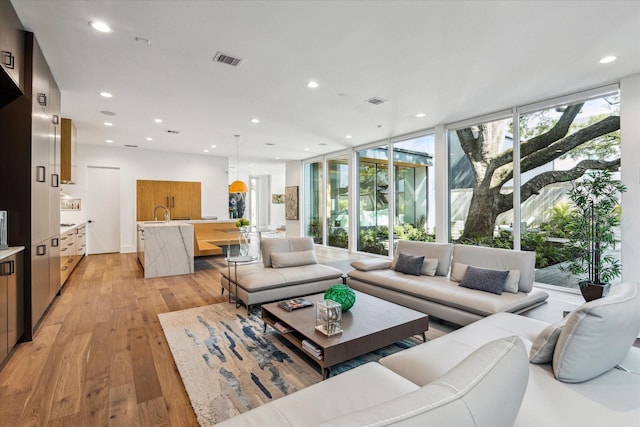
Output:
[{"xmin": 137, "ymin": 222, "xmax": 194, "ymax": 278}]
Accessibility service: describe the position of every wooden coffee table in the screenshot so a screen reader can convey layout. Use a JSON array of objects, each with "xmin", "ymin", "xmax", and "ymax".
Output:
[{"xmin": 261, "ymin": 290, "xmax": 429, "ymax": 378}]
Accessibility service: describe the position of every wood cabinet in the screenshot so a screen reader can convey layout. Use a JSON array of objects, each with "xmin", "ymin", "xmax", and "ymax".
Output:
[
  {"xmin": 60, "ymin": 224, "xmax": 85, "ymax": 286},
  {"xmin": 0, "ymin": 0, "xmax": 24, "ymax": 105},
  {"xmin": 136, "ymin": 180, "xmax": 201, "ymax": 221},
  {"xmin": 1, "ymin": 251, "xmax": 24, "ymax": 365},
  {"xmin": 60, "ymin": 118, "xmax": 76, "ymax": 184}
]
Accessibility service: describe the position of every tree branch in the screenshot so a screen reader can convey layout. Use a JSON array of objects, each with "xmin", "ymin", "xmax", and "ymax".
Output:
[
  {"xmin": 521, "ymin": 103, "xmax": 584, "ymax": 158},
  {"xmin": 520, "ymin": 158, "xmax": 621, "ymax": 202},
  {"xmin": 521, "ymin": 115, "xmax": 620, "ymax": 173}
]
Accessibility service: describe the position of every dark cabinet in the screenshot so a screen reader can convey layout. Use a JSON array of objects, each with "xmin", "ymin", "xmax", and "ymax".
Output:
[
  {"xmin": 1, "ymin": 251, "xmax": 24, "ymax": 365},
  {"xmin": 0, "ymin": 4, "xmax": 61, "ymax": 339},
  {"xmin": 0, "ymin": 0, "xmax": 24, "ymax": 104}
]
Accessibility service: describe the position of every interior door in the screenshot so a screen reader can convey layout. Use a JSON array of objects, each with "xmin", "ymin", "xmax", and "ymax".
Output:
[{"xmin": 86, "ymin": 166, "xmax": 120, "ymax": 254}]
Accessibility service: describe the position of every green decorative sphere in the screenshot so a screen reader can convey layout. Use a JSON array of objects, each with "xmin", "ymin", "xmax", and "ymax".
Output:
[{"xmin": 324, "ymin": 284, "xmax": 356, "ymax": 311}]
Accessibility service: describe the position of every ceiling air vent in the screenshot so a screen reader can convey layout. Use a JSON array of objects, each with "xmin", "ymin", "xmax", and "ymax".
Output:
[
  {"xmin": 166, "ymin": 130, "xmax": 180, "ymax": 134},
  {"xmin": 365, "ymin": 97, "xmax": 386, "ymax": 105},
  {"xmin": 124, "ymin": 144, "xmax": 138, "ymax": 148},
  {"xmin": 213, "ymin": 51, "xmax": 243, "ymax": 67}
]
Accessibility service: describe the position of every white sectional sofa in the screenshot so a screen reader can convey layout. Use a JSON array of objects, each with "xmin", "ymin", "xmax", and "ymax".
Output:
[
  {"xmin": 220, "ymin": 237, "xmax": 344, "ymax": 310},
  {"xmin": 347, "ymin": 240, "xmax": 549, "ymax": 325},
  {"xmin": 216, "ymin": 281, "xmax": 640, "ymax": 427}
]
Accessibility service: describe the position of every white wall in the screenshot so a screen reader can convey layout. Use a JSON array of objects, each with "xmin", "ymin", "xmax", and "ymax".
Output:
[
  {"xmin": 270, "ymin": 172, "xmax": 286, "ymax": 227},
  {"xmin": 620, "ymin": 73, "xmax": 640, "ymax": 282},
  {"xmin": 61, "ymin": 144, "xmax": 229, "ymax": 253},
  {"xmin": 285, "ymin": 160, "xmax": 302, "ymax": 236}
]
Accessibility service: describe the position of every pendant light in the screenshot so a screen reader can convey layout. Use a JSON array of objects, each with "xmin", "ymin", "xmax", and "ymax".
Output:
[{"xmin": 229, "ymin": 134, "xmax": 249, "ymax": 193}]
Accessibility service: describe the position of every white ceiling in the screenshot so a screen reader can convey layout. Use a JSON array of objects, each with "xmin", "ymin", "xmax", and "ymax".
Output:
[{"xmin": 11, "ymin": 0, "xmax": 640, "ymax": 172}]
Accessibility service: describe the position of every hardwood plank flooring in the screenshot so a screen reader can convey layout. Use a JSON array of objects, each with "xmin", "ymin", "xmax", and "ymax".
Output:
[{"xmin": 0, "ymin": 252, "xmax": 229, "ymax": 426}]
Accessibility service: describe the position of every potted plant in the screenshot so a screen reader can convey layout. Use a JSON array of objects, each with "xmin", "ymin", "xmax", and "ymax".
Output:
[
  {"xmin": 235, "ymin": 217, "xmax": 250, "ymax": 231},
  {"xmin": 562, "ymin": 170, "xmax": 626, "ymax": 301}
]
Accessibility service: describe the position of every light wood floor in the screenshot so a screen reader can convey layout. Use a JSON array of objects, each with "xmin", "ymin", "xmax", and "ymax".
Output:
[{"xmin": 0, "ymin": 252, "xmax": 231, "ymax": 426}]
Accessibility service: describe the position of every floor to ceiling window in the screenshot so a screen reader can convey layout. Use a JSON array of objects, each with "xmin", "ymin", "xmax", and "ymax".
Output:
[
  {"xmin": 519, "ymin": 90, "xmax": 621, "ymax": 289},
  {"xmin": 392, "ymin": 134, "xmax": 435, "ymax": 247},
  {"xmin": 357, "ymin": 145, "xmax": 389, "ymax": 255},
  {"xmin": 303, "ymin": 161, "xmax": 323, "ymax": 244},
  {"xmin": 447, "ymin": 114, "xmax": 514, "ymax": 243},
  {"xmin": 327, "ymin": 154, "xmax": 349, "ymax": 249}
]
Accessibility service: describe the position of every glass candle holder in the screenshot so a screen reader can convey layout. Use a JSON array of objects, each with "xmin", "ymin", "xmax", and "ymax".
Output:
[{"xmin": 315, "ymin": 299, "xmax": 342, "ymax": 336}]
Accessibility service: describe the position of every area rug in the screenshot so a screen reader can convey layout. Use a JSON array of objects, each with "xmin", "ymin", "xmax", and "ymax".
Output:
[{"xmin": 159, "ymin": 303, "xmax": 446, "ymax": 426}]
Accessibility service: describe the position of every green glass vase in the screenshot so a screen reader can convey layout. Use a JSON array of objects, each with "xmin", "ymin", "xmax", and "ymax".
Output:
[{"xmin": 324, "ymin": 284, "xmax": 356, "ymax": 311}]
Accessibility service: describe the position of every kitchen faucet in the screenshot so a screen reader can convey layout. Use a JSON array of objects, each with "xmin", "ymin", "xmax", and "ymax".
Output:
[{"xmin": 154, "ymin": 205, "xmax": 170, "ymax": 222}]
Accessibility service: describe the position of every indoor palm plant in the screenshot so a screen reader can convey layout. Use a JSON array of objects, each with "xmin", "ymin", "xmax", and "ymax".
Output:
[{"xmin": 562, "ymin": 169, "xmax": 626, "ymax": 301}]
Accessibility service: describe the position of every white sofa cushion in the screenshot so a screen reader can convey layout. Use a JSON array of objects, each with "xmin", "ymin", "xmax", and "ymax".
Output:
[
  {"xmin": 316, "ymin": 336, "xmax": 529, "ymax": 427},
  {"xmin": 350, "ymin": 258, "xmax": 392, "ymax": 271},
  {"xmin": 261, "ymin": 237, "xmax": 315, "ymax": 267},
  {"xmin": 270, "ymin": 249, "xmax": 317, "ymax": 268},
  {"xmin": 391, "ymin": 241, "xmax": 454, "ymax": 276},
  {"xmin": 215, "ymin": 362, "xmax": 419, "ymax": 427},
  {"xmin": 553, "ymin": 281, "xmax": 640, "ymax": 383},
  {"xmin": 529, "ymin": 317, "xmax": 567, "ymax": 364}
]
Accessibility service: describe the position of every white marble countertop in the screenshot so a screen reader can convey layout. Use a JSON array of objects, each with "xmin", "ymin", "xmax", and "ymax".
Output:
[{"xmin": 0, "ymin": 246, "xmax": 25, "ymax": 261}]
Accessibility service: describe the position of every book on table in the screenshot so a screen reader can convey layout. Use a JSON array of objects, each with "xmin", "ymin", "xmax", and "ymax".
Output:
[{"xmin": 278, "ymin": 298, "xmax": 313, "ymax": 312}]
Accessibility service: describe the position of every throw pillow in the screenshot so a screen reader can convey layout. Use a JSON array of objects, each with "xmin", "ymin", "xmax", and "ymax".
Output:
[
  {"xmin": 421, "ymin": 258, "xmax": 439, "ymax": 276},
  {"xmin": 451, "ymin": 262, "xmax": 520, "ymax": 293},
  {"xmin": 394, "ymin": 252, "xmax": 424, "ymax": 276},
  {"xmin": 270, "ymin": 250, "xmax": 318, "ymax": 268},
  {"xmin": 529, "ymin": 317, "xmax": 567, "ymax": 364},
  {"xmin": 350, "ymin": 259, "xmax": 392, "ymax": 271},
  {"xmin": 552, "ymin": 282, "xmax": 640, "ymax": 383},
  {"xmin": 459, "ymin": 265, "xmax": 509, "ymax": 295}
]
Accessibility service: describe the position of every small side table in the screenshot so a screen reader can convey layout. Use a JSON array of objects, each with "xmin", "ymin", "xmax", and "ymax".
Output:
[{"xmin": 226, "ymin": 255, "xmax": 254, "ymax": 308}]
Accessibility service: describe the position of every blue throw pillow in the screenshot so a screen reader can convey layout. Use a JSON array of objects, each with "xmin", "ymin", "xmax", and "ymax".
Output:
[
  {"xmin": 459, "ymin": 265, "xmax": 509, "ymax": 295},
  {"xmin": 394, "ymin": 252, "xmax": 424, "ymax": 276}
]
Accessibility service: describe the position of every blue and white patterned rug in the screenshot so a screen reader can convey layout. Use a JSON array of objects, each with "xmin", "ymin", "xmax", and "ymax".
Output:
[{"xmin": 158, "ymin": 302, "xmax": 432, "ymax": 426}]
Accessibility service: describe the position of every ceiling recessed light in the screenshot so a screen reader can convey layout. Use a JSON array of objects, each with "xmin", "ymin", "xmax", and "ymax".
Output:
[
  {"xmin": 106, "ymin": 139, "xmax": 113, "ymax": 143},
  {"xmin": 275, "ymin": 156, "xmax": 280, "ymax": 160},
  {"xmin": 100, "ymin": 92, "xmax": 113, "ymax": 98},
  {"xmin": 203, "ymin": 149, "xmax": 209, "ymax": 153},
  {"xmin": 345, "ymin": 135, "xmax": 352, "ymax": 139},
  {"xmin": 415, "ymin": 113, "xmax": 426, "ymax": 118},
  {"xmin": 146, "ymin": 137, "xmax": 152, "ymax": 141},
  {"xmin": 211, "ymin": 144, "xmax": 217, "ymax": 148},
  {"xmin": 304, "ymin": 147, "xmax": 310, "ymax": 151},
  {"xmin": 154, "ymin": 118, "xmax": 162, "ymax": 123},
  {"xmin": 307, "ymin": 81, "xmax": 319, "ymax": 89},
  {"xmin": 599, "ymin": 55, "xmax": 617, "ymax": 64},
  {"xmin": 89, "ymin": 21, "xmax": 112, "ymax": 33},
  {"xmin": 251, "ymin": 118, "xmax": 260, "ymax": 124},
  {"xmin": 104, "ymin": 122, "xmax": 113, "ymax": 126}
]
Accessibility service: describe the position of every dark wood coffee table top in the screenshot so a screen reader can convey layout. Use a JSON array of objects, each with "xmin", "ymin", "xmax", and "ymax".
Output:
[{"xmin": 261, "ymin": 290, "xmax": 429, "ymax": 377}]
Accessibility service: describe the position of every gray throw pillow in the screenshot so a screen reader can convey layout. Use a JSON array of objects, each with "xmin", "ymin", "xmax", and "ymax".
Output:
[
  {"xmin": 529, "ymin": 317, "xmax": 567, "ymax": 364},
  {"xmin": 459, "ymin": 265, "xmax": 509, "ymax": 295},
  {"xmin": 394, "ymin": 252, "xmax": 424, "ymax": 276}
]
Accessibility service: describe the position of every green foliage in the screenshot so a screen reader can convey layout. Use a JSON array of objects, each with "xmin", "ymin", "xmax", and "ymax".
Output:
[
  {"xmin": 235, "ymin": 218, "xmax": 250, "ymax": 228},
  {"xmin": 561, "ymin": 170, "xmax": 626, "ymax": 285},
  {"xmin": 328, "ymin": 228, "xmax": 348, "ymax": 249},
  {"xmin": 541, "ymin": 203, "xmax": 575, "ymax": 238},
  {"xmin": 358, "ymin": 228, "xmax": 387, "ymax": 255},
  {"xmin": 307, "ymin": 219, "xmax": 322, "ymax": 244}
]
